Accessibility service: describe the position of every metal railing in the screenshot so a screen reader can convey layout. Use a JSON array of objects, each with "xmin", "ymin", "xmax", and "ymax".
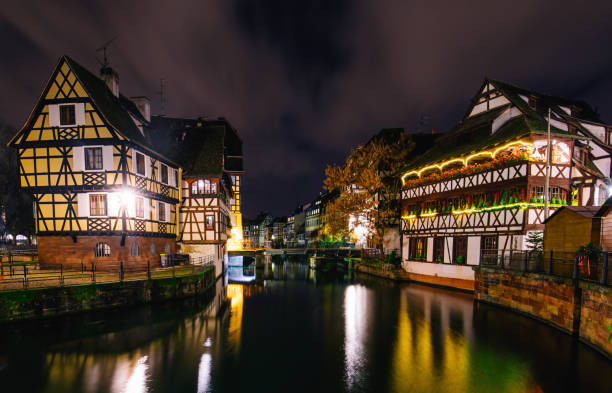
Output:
[
  {"xmin": 0, "ymin": 257, "xmax": 215, "ymax": 291},
  {"xmin": 479, "ymin": 249, "xmax": 611, "ymax": 286}
]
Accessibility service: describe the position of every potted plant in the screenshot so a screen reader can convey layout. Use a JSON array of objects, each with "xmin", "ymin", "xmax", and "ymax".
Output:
[{"xmin": 456, "ymin": 255, "xmax": 465, "ymax": 264}]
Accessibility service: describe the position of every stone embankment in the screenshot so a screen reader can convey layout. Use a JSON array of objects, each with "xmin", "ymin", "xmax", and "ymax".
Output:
[
  {"xmin": 474, "ymin": 267, "xmax": 612, "ymax": 358},
  {"xmin": 0, "ymin": 266, "xmax": 216, "ymax": 322}
]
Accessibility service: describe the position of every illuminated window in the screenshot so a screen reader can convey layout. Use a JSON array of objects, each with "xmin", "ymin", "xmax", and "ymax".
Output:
[
  {"xmin": 158, "ymin": 201, "xmax": 166, "ymax": 221},
  {"xmin": 191, "ymin": 179, "xmax": 218, "ymax": 195},
  {"xmin": 206, "ymin": 215, "xmax": 215, "ymax": 230},
  {"xmin": 481, "ymin": 236, "xmax": 498, "ymax": 252},
  {"xmin": 160, "ymin": 163, "xmax": 168, "ymax": 184},
  {"xmin": 59, "ymin": 104, "xmax": 75, "ymax": 125},
  {"xmin": 135, "ymin": 197, "xmax": 144, "ymax": 218},
  {"xmin": 94, "ymin": 242, "xmax": 111, "ymax": 257},
  {"xmin": 135, "ymin": 152, "xmax": 145, "ymax": 176},
  {"xmin": 89, "ymin": 194, "xmax": 107, "ymax": 216},
  {"xmin": 85, "ymin": 147, "xmax": 103, "ymax": 170}
]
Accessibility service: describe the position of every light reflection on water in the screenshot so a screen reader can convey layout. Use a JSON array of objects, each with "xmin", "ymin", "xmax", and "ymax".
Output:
[{"xmin": 0, "ymin": 260, "xmax": 611, "ymax": 393}]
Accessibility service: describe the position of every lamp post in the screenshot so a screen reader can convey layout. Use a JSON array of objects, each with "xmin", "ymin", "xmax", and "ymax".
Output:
[{"xmin": 544, "ymin": 108, "xmax": 551, "ymax": 220}]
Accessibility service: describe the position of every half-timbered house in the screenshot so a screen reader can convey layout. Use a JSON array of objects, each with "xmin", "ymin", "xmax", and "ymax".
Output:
[
  {"xmin": 8, "ymin": 56, "xmax": 180, "ymax": 269},
  {"xmin": 400, "ymin": 78, "xmax": 612, "ymax": 288},
  {"xmin": 148, "ymin": 116, "xmax": 243, "ymax": 276}
]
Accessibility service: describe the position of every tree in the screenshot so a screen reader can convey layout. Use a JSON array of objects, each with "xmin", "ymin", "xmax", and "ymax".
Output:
[
  {"xmin": 323, "ymin": 130, "xmax": 414, "ymax": 250},
  {"xmin": 525, "ymin": 231, "xmax": 543, "ymax": 252},
  {"xmin": 0, "ymin": 122, "xmax": 35, "ymax": 243}
]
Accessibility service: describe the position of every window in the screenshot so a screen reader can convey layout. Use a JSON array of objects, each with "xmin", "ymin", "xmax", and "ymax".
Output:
[
  {"xmin": 94, "ymin": 242, "xmax": 111, "ymax": 257},
  {"xmin": 205, "ymin": 215, "xmax": 215, "ymax": 230},
  {"xmin": 164, "ymin": 243, "xmax": 171, "ymax": 254},
  {"xmin": 85, "ymin": 147, "xmax": 103, "ymax": 170},
  {"xmin": 174, "ymin": 169, "xmax": 179, "ymax": 187},
  {"xmin": 150, "ymin": 243, "xmax": 156, "ymax": 256},
  {"xmin": 453, "ymin": 237, "xmax": 467, "ymax": 264},
  {"xmin": 433, "ymin": 237, "xmax": 444, "ymax": 262},
  {"xmin": 480, "ymin": 236, "xmax": 498, "ymax": 265},
  {"xmin": 89, "ymin": 194, "xmax": 107, "ymax": 216},
  {"xmin": 550, "ymin": 186, "xmax": 561, "ymax": 201},
  {"xmin": 135, "ymin": 152, "xmax": 145, "ymax": 176},
  {"xmin": 130, "ymin": 241, "xmax": 139, "ymax": 257},
  {"xmin": 135, "ymin": 197, "xmax": 144, "ymax": 218},
  {"xmin": 409, "ymin": 237, "xmax": 427, "ymax": 260},
  {"xmin": 532, "ymin": 186, "xmax": 545, "ymax": 201},
  {"xmin": 161, "ymin": 163, "xmax": 168, "ymax": 184},
  {"xmin": 158, "ymin": 201, "xmax": 166, "ymax": 221},
  {"xmin": 191, "ymin": 179, "xmax": 217, "ymax": 195},
  {"xmin": 59, "ymin": 104, "xmax": 75, "ymax": 125}
]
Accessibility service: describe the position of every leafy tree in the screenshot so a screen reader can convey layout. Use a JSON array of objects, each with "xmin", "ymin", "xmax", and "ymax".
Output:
[
  {"xmin": 525, "ymin": 230, "xmax": 543, "ymax": 252},
  {"xmin": 323, "ymin": 130, "xmax": 414, "ymax": 251},
  {"xmin": 0, "ymin": 122, "xmax": 34, "ymax": 243}
]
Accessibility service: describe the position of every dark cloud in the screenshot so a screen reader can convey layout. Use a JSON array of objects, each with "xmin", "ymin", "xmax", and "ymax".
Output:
[{"xmin": 1, "ymin": 0, "xmax": 612, "ymax": 217}]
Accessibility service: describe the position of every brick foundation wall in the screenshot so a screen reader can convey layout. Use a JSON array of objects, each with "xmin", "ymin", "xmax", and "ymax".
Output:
[
  {"xmin": 580, "ymin": 283, "xmax": 612, "ymax": 356},
  {"xmin": 475, "ymin": 267, "xmax": 612, "ymax": 358},
  {"xmin": 38, "ymin": 235, "xmax": 176, "ymax": 271}
]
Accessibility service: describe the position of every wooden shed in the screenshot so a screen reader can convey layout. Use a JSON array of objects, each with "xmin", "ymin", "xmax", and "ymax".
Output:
[{"xmin": 544, "ymin": 198, "xmax": 612, "ymax": 253}]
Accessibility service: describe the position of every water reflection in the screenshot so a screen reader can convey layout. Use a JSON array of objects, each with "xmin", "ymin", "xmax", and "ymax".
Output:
[
  {"xmin": 0, "ymin": 260, "xmax": 610, "ymax": 393},
  {"xmin": 344, "ymin": 285, "xmax": 371, "ymax": 390}
]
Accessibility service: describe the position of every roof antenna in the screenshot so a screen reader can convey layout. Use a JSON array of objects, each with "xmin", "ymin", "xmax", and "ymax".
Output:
[
  {"xmin": 158, "ymin": 78, "xmax": 167, "ymax": 116},
  {"xmin": 96, "ymin": 36, "xmax": 118, "ymax": 68}
]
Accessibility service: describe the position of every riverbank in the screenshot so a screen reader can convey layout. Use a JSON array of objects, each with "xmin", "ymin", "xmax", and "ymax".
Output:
[
  {"xmin": 475, "ymin": 266, "xmax": 612, "ymax": 359},
  {"xmin": 0, "ymin": 266, "xmax": 216, "ymax": 322},
  {"xmin": 352, "ymin": 259, "xmax": 474, "ymax": 292}
]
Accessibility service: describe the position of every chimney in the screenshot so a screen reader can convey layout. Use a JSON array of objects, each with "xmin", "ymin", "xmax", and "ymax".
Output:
[
  {"xmin": 130, "ymin": 96, "xmax": 151, "ymax": 123},
  {"xmin": 100, "ymin": 66, "xmax": 119, "ymax": 97}
]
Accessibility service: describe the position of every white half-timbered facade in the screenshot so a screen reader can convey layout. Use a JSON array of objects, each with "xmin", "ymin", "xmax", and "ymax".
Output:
[{"xmin": 400, "ymin": 78, "xmax": 612, "ymax": 285}]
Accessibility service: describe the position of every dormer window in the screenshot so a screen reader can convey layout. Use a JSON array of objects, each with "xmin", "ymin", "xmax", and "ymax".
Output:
[{"xmin": 59, "ymin": 104, "xmax": 75, "ymax": 125}]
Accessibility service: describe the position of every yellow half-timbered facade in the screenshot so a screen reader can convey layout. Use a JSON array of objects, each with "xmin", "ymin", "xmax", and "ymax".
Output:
[{"xmin": 9, "ymin": 56, "xmax": 180, "ymax": 268}]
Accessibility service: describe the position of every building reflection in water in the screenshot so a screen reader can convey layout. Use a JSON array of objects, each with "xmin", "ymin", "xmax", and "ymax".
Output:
[
  {"xmin": 389, "ymin": 285, "xmax": 531, "ymax": 393},
  {"xmin": 343, "ymin": 284, "xmax": 371, "ymax": 391},
  {"xmin": 226, "ymin": 284, "xmax": 244, "ymax": 354}
]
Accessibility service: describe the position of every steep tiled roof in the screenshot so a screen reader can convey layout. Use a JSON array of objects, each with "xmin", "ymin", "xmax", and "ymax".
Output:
[{"xmin": 64, "ymin": 56, "xmax": 147, "ymax": 144}]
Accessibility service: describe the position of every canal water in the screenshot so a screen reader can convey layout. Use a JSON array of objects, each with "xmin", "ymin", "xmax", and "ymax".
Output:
[{"xmin": 0, "ymin": 258, "xmax": 611, "ymax": 393}]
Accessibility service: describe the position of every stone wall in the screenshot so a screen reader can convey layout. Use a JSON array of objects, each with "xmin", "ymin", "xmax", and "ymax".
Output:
[
  {"xmin": 580, "ymin": 282, "xmax": 612, "ymax": 356},
  {"xmin": 0, "ymin": 267, "xmax": 215, "ymax": 322},
  {"xmin": 38, "ymin": 235, "xmax": 176, "ymax": 270},
  {"xmin": 474, "ymin": 267, "xmax": 612, "ymax": 358}
]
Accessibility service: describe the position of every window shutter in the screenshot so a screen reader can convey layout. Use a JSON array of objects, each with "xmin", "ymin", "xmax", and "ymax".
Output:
[
  {"xmin": 132, "ymin": 149, "xmax": 137, "ymax": 173},
  {"xmin": 144, "ymin": 198, "xmax": 150, "ymax": 220},
  {"xmin": 77, "ymin": 193, "xmax": 89, "ymax": 217},
  {"xmin": 168, "ymin": 167, "xmax": 174, "ymax": 187},
  {"xmin": 145, "ymin": 156, "xmax": 151, "ymax": 178},
  {"xmin": 48, "ymin": 105, "xmax": 59, "ymax": 126},
  {"xmin": 73, "ymin": 146, "xmax": 84, "ymax": 171},
  {"xmin": 103, "ymin": 146, "xmax": 113, "ymax": 170},
  {"xmin": 165, "ymin": 203, "xmax": 170, "ymax": 222},
  {"xmin": 75, "ymin": 103, "xmax": 86, "ymax": 125}
]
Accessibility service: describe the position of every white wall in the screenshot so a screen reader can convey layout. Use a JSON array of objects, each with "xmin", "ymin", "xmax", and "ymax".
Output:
[
  {"xmin": 404, "ymin": 261, "xmax": 475, "ymax": 281},
  {"xmin": 444, "ymin": 237, "xmax": 453, "ymax": 264},
  {"xmin": 466, "ymin": 236, "xmax": 480, "ymax": 265},
  {"xmin": 426, "ymin": 237, "xmax": 434, "ymax": 262}
]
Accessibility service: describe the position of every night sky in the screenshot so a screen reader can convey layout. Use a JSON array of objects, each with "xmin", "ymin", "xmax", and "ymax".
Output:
[{"xmin": 2, "ymin": 1, "xmax": 612, "ymax": 218}]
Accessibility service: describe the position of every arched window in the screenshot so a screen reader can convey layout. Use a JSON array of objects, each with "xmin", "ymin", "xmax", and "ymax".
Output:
[
  {"xmin": 130, "ymin": 240, "xmax": 139, "ymax": 257},
  {"xmin": 150, "ymin": 243, "xmax": 156, "ymax": 256},
  {"xmin": 94, "ymin": 242, "xmax": 111, "ymax": 257}
]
